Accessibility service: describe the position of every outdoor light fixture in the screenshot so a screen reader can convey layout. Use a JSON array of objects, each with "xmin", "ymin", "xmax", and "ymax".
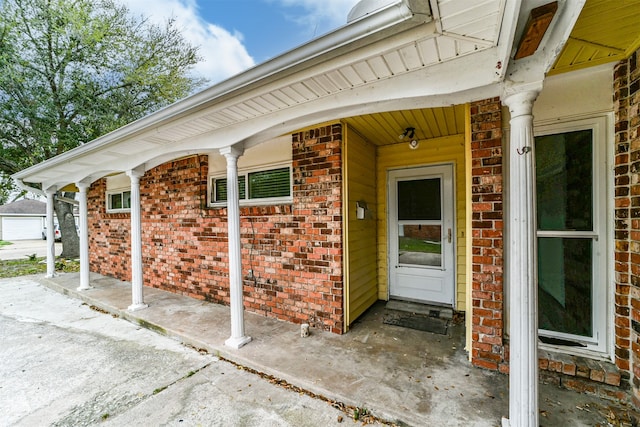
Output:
[
  {"xmin": 398, "ymin": 127, "xmax": 415, "ymax": 140},
  {"xmin": 399, "ymin": 127, "xmax": 419, "ymax": 149}
]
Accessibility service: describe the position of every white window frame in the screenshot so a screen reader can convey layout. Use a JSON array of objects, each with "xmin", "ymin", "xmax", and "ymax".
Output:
[
  {"xmin": 106, "ymin": 189, "xmax": 132, "ymax": 213},
  {"xmin": 534, "ymin": 114, "xmax": 611, "ymax": 358},
  {"xmin": 208, "ymin": 162, "xmax": 293, "ymax": 207}
]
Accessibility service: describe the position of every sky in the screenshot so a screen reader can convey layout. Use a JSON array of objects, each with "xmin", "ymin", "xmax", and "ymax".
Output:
[{"xmin": 126, "ymin": 0, "xmax": 362, "ymax": 85}]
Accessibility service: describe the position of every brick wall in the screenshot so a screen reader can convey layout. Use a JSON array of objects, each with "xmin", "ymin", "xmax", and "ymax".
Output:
[
  {"xmin": 614, "ymin": 51, "xmax": 633, "ymax": 395},
  {"xmin": 631, "ymin": 48, "xmax": 640, "ymax": 406},
  {"xmin": 469, "ymin": 97, "xmax": 505, "ymax": 371},
  {"xmin": 88, "ymin": 179, "xmax": 133, "ymax": 277},
  {"xmin": 87, "ymin": 124, "xmax": 345, "ymax": 333},
  {"xmin": 617, "ymin": 48, "xmax": 640, "ymax": 404}
]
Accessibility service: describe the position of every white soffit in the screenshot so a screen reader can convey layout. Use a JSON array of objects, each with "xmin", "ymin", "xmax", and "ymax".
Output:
[
  {"xmin": 14, "ymin": 0, "xmax": 509, "ymax": 190},
  {"xmin": 153, "ymin": 5, "xmax": 505, "ymax": 147},
  {"xmin": 437, "ymin": 0, "xmax": 505, "ymax": 42}
]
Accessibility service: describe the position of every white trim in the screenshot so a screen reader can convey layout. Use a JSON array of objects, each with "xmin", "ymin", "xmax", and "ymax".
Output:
[
  {"xmin": 533, "ymin": 114, "xmax": 611, "ymax": 358},
  {"xmin": 221, "ymin": 145, "xmax": 252, "ymax": 348},
  {"xmin": 105, "ymin": 189, "xmax": 132, "ymax": 213},
  {"xmin": 387, "ymin": 163, "xmax": 456, "ymax": 306},
  {"xmin": 45, "ymin": 189, "xmax": 57, "ymax": 278},
  {"xmin": 503, "ymin": 89, "xmax": 539, "ymax": 427},
  {"xmin": 77, "ymin": 182, "xmax": 92, "ymax": 291},
  {"xmin": 126, "ymin": 168, "xmax": 148, "ymax": 311},
  {"xmin": 606, "ymin": 112, "xmax": 615, "ymax": 364}
]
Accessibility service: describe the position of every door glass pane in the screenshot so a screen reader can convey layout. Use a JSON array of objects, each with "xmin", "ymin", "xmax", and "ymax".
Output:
[
  {"xmin": 536, "ymin": 130, "xmax": 592, "ymax": 231},
  {"xmin": 538, "ymin": 237, "xmax": 592, "ymax": 337},
  {"xmin": 398, "ymin": 178, "xmax": 441, "ymax": 220},
  {"xmin": 398, "ymin": 224, "xmax": 442, "ymax": 266}
]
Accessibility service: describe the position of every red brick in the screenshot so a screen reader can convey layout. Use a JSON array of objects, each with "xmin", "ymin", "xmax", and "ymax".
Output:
[
  {"xmin": 470, "ymin": 97, "xmax": 504, "ymax": 371},
  {"xmin": 89, "ymin": 128, "xmax": 346, "ymax": 335}
]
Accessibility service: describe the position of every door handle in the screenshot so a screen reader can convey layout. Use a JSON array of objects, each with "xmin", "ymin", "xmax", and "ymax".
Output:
[{"xmin": 447, "ymin": 228, "xmax": 452, "ymax": 243}]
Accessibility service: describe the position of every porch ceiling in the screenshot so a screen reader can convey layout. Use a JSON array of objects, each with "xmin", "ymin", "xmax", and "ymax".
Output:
[
  {"xmin": 550, "ymin": 0, "xmax": 640, "ymax": 74},
  {"xmin": 343, "ymin": 105, "xmax": 466, "ymax": 145}
]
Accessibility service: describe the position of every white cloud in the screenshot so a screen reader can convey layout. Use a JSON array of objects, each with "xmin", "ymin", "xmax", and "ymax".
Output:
[
  {"xmin": 272, "ymin": 0, "xmax": 359, "ymax": 26},
  {"xmin": 268, "ymin": 0, "xmax": 360, "ymax": 37},
  {"xmin": 124, "ymin": 0, "xmax": 255, "ymax": 84}
]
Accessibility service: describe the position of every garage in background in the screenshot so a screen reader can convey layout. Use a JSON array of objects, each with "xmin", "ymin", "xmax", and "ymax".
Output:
[{"xmin": 0, "ymin": 199, "xmax": 46, "ymax": 241}]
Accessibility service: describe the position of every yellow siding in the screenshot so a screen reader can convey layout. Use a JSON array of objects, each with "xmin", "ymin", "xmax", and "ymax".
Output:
[
  {"xmin": 344, "ymin": 125, "xmax": 378, "ymax": 326},
  {"xmin": 376, "ymin": 134, "xmax": 468, "ymax": 310}
]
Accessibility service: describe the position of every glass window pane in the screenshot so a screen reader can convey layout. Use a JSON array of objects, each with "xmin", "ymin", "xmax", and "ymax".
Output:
[
  {"xmin": 538, "ymin": 237, "xmax": 592, "ymax": 337},
  {"xmin": 110, "ymin": 193, "xmax": 122, "ymax": 209},
  {"xmin": 398, "ymin": 178, "xmax": 441, "ymax": 220},
  {"xmin": 215, "ymin": 178, "xmax": 227, "ymax": 202},
  {"xmin": 398, "ymin": 224, "xmax": 442, "ymax": 267},
  {"xmin": 536, "ymin": 130, "xmax": 592, "ymax": 231},
  {"xmin": 123, "ymin": 191, "xmax": 131, "ymax": 209},
  {"xmin": 214, "ymin": 177, "xmax": 246, "ymax": 201},
  {"xmin": 248, "ymin": 167, "xmax": 290, "ymax": 199}
]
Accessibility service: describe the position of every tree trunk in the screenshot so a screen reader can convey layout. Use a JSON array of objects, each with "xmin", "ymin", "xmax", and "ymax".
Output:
[{"xmin": 54, "ymin": 191, "xmax": 79, "ymax": 259}]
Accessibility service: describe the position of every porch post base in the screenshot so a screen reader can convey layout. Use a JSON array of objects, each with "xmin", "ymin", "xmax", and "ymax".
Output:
[
  {"xmin": 128, "ymin": 303, "xmax": 148, "ymax": 311},
  {"xmin": 77, "ymin": 285, "xmax": 93, "ymax": 291},
  {"xmin": 225, "ymin": 335, "xmax": 252, "ymax": 349},
  {"xmin": 45, "ymin": 273, "xmax": 57, "ymax": 279},
  {"xmin": 502, "ymin": 417, "xmax": 510, "ymax": 427}
]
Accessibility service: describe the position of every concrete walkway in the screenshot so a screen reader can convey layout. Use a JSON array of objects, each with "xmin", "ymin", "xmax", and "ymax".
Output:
[
  {"xmin": 40, "ymin": 272, "xmax": 638, "ymax": 426},
  {"xmin": 0, "ymin": 239, "xmax": 62, "ymax": 260}
]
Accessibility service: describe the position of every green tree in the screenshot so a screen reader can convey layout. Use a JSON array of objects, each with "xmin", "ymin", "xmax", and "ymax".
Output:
[{"xmin": 0, "ymin": 0, "xmax": 205, "ymax": 257}]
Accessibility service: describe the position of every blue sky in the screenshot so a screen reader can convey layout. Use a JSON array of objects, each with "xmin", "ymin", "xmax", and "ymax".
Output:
[{"xmin": 126, "ymin": 0, "xmax": 361, "ymax": 84}]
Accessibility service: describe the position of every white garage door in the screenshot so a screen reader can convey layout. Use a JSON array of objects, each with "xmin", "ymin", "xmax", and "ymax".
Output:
[{"xmin": 2, "ymin": 217, "xmax": 43, "ymax": 241}]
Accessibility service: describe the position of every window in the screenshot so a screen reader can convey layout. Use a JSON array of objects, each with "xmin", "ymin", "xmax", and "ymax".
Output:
[
  {"xmin": 210, "ymin": 166, "xmax": 292, "ymax": 205},
  {"xmin": 535, "ymin": 117, "xmax": 608, "ymax": 354},
  {"xmin": 105, "ymin": 173, "xmax": 131, "ymax": 213},
  {"xmin": 107, "ymin": 190, "xmax": 131, "ymax": 212},
  {"xmin": 213, "ymin": 176, "xmax": 246, "ymax": 202}
]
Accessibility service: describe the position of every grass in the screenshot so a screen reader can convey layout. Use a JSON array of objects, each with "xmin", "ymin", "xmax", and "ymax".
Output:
[
  {"xmin": 399, "ymin": 236, "xmax": 441, "ymax": 253},
  {"xmin": 0, "ymin": 257, "xmax": 79, "ymax": 278},
  {"xmin": 0, "ymin": 240, "xmax": 12, "ymax": 247}
]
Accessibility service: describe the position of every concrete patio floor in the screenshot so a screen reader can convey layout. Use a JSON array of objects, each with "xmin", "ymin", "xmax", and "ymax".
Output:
[{"xmin": 39, "ymin": 272, "xmax": 638, "ymax": 426}]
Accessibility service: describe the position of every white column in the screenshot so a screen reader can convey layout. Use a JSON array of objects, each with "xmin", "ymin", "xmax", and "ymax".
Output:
[
  {"xmin": 126, "ymin": 168, "xmax": 148, "ymax": 311},
  {"xmin": 45, "ymin": 188, "xmax": 57, "ymax": 278},
  {"xmin": 502, "ymin": 89, "xmax": 540, "ymax": 427},
  {"xmin": 76, "ymin": 182, "xmax": 92, "ymax": 291},
  {"xmin": 221, "ymin": 145, "xmax": 252, "ymax": 349}
]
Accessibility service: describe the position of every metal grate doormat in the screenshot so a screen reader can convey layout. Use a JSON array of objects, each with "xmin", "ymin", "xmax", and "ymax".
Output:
[{"xmin": 383, "ymin": 304, "xmax": 450, "ymax": 335}]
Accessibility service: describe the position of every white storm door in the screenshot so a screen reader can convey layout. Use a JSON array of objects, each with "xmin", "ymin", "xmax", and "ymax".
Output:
[{"xmin": 388, "ymin": 165, "xmax": 455, "ymax": 306}]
